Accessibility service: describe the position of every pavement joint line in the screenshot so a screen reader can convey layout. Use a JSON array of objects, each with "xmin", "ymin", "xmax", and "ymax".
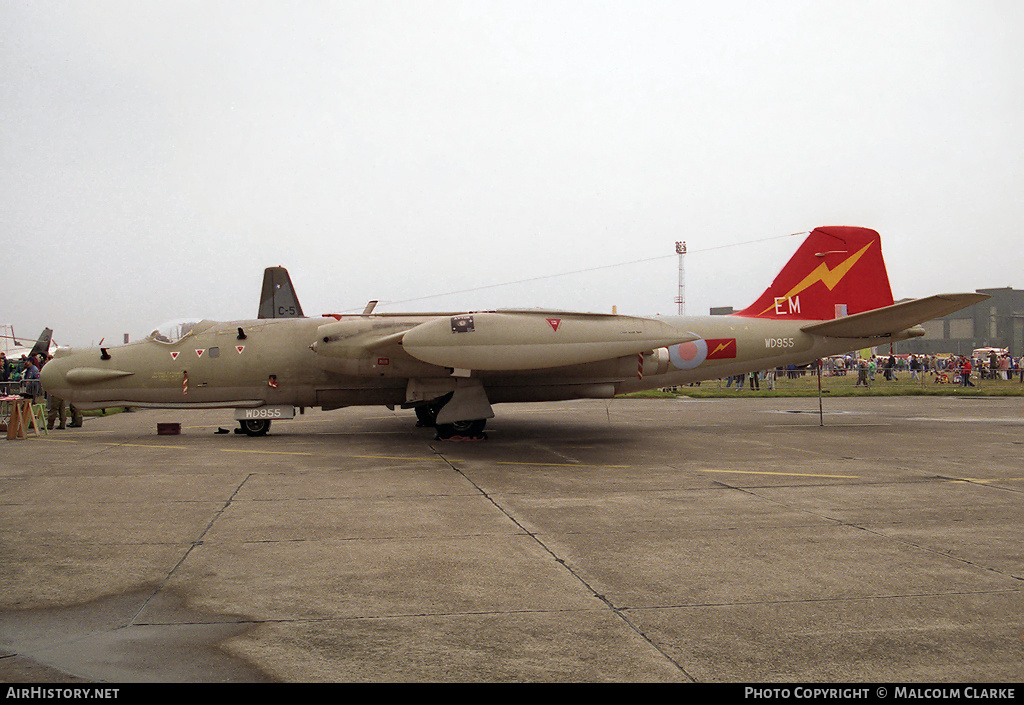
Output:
[
  {"xmin": 133, "ymin": 606, "xmax": 610, "ymax": 627},
  {"xmin": 731, "ymin": 480, "xmax": 1024, "ymax": 583},
  {"xmin": 430, "ymin": 442, "xmax": 697, "ymax": 682},
  {"xmin": 620, "ymin": 586, "xmax": 1024, "ymax": 611},
  {"xmin": 129, "ymin": 473, "xmax": 256, "ymax": 627}
]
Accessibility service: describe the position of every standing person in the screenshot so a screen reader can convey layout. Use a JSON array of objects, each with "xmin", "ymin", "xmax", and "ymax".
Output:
[
  {"xmin": 749, "ymin": 370, "xmax": 760, "ymax": 390},
  {"xmin": 47, "ymin": 395, "xmax": 68, "ymax": 430},
  {"xmin": 22, "ymin": 357, "xmax": 40, "ymax": 398},
  {"xmin": 961, "ymin": 356, "xmax": 974, "ymax": 387},
  {"xmin": 856, "ymin": 359, "xmax": 870, "ymax": 387}
]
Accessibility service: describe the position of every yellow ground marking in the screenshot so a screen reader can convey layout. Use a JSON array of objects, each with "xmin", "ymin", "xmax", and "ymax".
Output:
[
  {"xmin": 700, "ymin": 468, "xmax": 860, "ymax": 479},
  {"xmin": 352, "ymin": 454, "xmax": 444, "ymax": 461},
  {"xmin": 496, "ymin": 461, "xmax": 629, "ymax": 468},
  {"xmin": 102, "ymin": 442, "xmax": 188, "ymax": 450},
  {"xmin": 218, "ymin": 448, "xmax": 313, "ymax": 456}
]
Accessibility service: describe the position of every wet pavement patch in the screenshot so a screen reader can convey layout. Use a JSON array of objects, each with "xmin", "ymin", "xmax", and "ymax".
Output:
[{"xmin": 0, "ymin": 589, "xmax": 274, "ymax": 682}]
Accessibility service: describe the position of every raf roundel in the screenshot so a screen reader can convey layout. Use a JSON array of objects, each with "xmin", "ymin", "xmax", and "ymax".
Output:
[{"xmin": 669, "ymin": 339, "xmax": 708, "ymax": 370}]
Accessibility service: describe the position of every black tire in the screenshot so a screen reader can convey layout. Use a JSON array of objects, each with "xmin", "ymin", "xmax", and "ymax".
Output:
[
  {"xmin": 414, "ymin": 393, "xmax": 452, "ymax": 428},
  {"xmin": 435, "ymin": 418, "xmax": 486, "ymax": 440},
  {"xmin": 415, "ymin": 405, "xmax": 438, "ymax": 427},
  {"xmin": 240, "ymin": 418, "xmax": 271, "ymax": 437}
]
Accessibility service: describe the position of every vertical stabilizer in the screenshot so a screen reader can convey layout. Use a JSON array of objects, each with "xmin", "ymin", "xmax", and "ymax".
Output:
[
  {"xmin": 258, "ymin": 267, "xmax": 305, "ymax": 319},
  {"xmin": 733, "ymin": 226, "xmax": 894, "ymax": 320},
  {"xmin": 29, "ymin": 328, "xmax": 53, "ymax": 357}
]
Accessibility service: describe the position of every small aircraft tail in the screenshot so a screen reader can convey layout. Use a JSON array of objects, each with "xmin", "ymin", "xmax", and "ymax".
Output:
[
  {"xmin": 733, "ymin": 226, "xmax": 894, "ymax": 320},
  {"xmin": 29, "ymin": 328, "xmax": 53, "ymax": 357},
  {"xmin": 258, "ymin": 267, "xmax": 305, "ymax": 319}
]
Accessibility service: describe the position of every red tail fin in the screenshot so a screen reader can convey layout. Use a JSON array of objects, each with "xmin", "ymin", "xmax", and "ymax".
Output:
[{"xmin": 734, "ymin": 226, "xmax": 894, "ymax": 320}]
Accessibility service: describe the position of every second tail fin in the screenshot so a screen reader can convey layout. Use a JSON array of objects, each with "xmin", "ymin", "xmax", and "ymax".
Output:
[
  {"xmin": 258, "ymin": 267, "xmax": 305, "ymax": 319},
  {"xmin": 733, "ymin": 226, "xmax": 894, "ymax": 321},
  {"xmin": 29, "ymin": 328, "xmax": 53, "ymax": 357}
]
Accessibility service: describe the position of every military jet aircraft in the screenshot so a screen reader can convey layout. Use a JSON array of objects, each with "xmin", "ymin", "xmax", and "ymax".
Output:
[{"xmin": 41, "ymin": 226, "xmax": 986, "ymax": 439}]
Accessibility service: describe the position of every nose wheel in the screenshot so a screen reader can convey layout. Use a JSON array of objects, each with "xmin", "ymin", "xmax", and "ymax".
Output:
[{"xmin": 238, "ymin": 418, "xmax": 271, "ymax": 436}]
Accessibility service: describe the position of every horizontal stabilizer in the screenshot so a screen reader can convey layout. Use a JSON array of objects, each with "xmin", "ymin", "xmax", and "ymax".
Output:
[
  {"xmin": 800, "ymin": 293, "xmax": 989, "ymax": 338},
  {"xmin": 403, "ymin": 311, "xmax": 697, "ymax": 371}
]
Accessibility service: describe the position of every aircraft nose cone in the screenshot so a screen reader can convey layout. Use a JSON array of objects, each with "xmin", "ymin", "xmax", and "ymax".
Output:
[{"xmin": 40, "ymin": 357, "xmax": 69, "ymax": 399}]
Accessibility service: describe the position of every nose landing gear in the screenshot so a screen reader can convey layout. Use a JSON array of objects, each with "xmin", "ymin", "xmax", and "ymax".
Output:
[{"xmin": 236, "ymin": 418, "xmax": 271, "ymax": 436}]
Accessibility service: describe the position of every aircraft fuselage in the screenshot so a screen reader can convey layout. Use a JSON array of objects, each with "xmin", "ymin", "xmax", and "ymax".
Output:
[{"xmin": 40, "ymin": 312, "xmax": 914, "ymax": 412}]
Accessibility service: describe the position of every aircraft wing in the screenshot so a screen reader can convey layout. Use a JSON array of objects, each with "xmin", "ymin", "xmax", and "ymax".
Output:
[
  {"xmin": 800, "ymin": 293, "xmax": 989, "ymax": 339},
  {"xmin": 402, "ymin": 311, "xmax": 697, "ymax": 371}
]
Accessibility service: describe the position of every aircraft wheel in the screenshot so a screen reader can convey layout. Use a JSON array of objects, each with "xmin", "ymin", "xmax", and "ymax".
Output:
[
  {"xmin": 415, "ymin": 405, "xmax": 438, "ymax": 428},
  {"xmin": 414, "ymin": 393, "xmax": 452, "ymax": 427},
  {"xmin": 240, "ymin": 418, "xmax": 271, "ymax": 437},
  {"xmin": 435, "ymin": 418, "xmax": 487, "ymax": 440}
]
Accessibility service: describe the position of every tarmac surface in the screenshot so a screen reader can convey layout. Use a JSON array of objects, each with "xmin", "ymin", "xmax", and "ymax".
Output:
[{"xmin": 1, "ymin": 395, "xmax": 1022, "ymax": 683}]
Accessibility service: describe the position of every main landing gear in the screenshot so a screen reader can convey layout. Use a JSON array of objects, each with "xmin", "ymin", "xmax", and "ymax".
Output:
[
  {"xmin": 434, "ymin": 418, "xmax": 487, "ymax": 441},
  {"xmin": 413, "ymin": 402, "xmax": 488, "ymax": 441}
]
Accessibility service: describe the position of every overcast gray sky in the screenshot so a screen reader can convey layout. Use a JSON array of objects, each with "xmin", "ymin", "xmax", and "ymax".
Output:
[{"xmin": 3, "ymin": 0, "xmax": 1022, "ymax": 347}]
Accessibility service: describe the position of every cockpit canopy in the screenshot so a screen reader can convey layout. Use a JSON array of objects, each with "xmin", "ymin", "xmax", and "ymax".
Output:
[{"xmin": 146, "ymin": 319, "xmax": 204, "ymax": 345}]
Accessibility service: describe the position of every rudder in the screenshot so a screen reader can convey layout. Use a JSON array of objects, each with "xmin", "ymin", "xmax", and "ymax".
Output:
[{"xmin": 733, "ymin": 226, "xmax": 894, "ymax": 320}]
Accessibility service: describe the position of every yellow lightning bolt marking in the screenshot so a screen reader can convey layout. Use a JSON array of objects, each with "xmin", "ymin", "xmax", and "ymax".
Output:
[
  {"xmin": 758, "ymin": 241, "xmax": 874, "ymax": 315},
  {"xmin": 711, "ymin": 342, "xmax": 732, "ymax": 356}
]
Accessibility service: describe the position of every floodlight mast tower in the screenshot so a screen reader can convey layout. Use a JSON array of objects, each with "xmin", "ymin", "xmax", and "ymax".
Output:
[{"xmin": 674, "ymin": 241, "xmax": 686, "ymax": 315}]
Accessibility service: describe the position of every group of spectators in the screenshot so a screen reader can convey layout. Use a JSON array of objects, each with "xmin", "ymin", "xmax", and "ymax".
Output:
[
  {"xmin": 0, "ymin": 350, "xmax": 44, "ymax": 390},
  {"xmin": 1, "ymin": 350, "xmax": 81, "ymax": 429},
  {"xmin": 826, "ymin": 352, "xmax": 1024, "ymax": 388}
]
